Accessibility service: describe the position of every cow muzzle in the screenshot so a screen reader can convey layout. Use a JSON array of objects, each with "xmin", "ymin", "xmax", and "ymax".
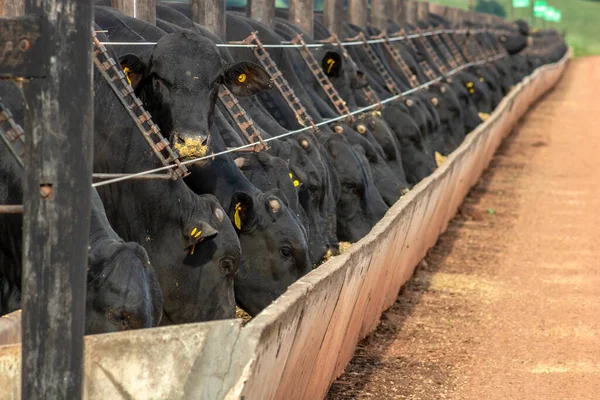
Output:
[{"xmin": 173, "ymin": 131, "xmax": 211, "ymax": 164}]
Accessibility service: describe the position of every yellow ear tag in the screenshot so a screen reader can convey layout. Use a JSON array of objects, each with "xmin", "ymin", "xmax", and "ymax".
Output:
[
  {"xmin": 190, "ymin": 245, "xmax": 196, "ymax": 255},
  {"xmin": 469, "ymin": 88, "xmax": 475, "ymax": 94},
  {"xmin": 234, "ymin": 202, "xmax": 242, "ymax": 230},
  {"xmin": 293, "ymin": 180, "xmax": 300, "ymax": 187},
  {"xmin": 326, "ymin": 58, "xmax": 335, "ymax": 74},
  {"xmin": 289, "ymin": 173, "xmax": 293, "ymax": 179},
  {"xmin": 466, "ymin": 82, "xmax": 474, "ymax": 88},
  {"xmin": 238, "ymin": 73, "xmax": 247, "ymax": 83},
  {"xmin": 123, "ymin": 67, "xmax": 132, "ymax": 86},
  {"xmin": 479, "ymin": 77, "xmax": 485, "ymax": 82}
]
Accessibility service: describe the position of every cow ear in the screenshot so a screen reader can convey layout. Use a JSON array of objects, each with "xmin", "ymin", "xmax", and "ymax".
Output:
[
  {"xmin": 321, "ymin": 51, "xmax": 343, "ymax": 77},
  {"xmin": 228, "ymin": 192, "xmax": 257, "ymax": 232},
  {"xmin": 222, "ymin": 61, "xmax": 273, "ymax": 97},
  {"xmin": 119, "ymin": 54, "xmax": 147, "ymax": 89},
  {"xmin": 183, "ymin": 220, "xmax": 218, "ymax": 251}
]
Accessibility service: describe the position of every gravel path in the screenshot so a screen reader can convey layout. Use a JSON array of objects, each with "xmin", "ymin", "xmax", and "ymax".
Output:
[{"xmin": 327, "ymin": 56, "xmax": 600, "ymax": 400}]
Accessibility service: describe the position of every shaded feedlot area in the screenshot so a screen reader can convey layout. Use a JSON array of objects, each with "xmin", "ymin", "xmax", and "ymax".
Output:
[{"xmin": 328, "ymin": 57, "xmax": 600, "ymax": 400}]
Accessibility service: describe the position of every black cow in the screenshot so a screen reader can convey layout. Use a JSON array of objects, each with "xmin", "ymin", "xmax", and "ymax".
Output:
[
  {"xmin": 95, "ymin": 5, "xmax": 272, "ymax": 165},
  {"xmin": 90, "ymin": 26, "xmax": 246, "ymax": 323},
  {"xmin": 0, "ymin": 82, "xmax": 163, "ymax": 333},
  {"xmin": 221, "ymin": 12, "xmax": 390, "ymax": 242},
  {"xmin": 100, "ymin": 9, "xmax": 313, "ymax": 315}
]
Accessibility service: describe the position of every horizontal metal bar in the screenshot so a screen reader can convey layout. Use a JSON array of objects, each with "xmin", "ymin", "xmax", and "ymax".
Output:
[
  {"xmin": 92, "ymin": 173, "xmax": 174, "ymax": 181},
  {"xmin": 0, "ymin": 205, "xmax": 23, "ymax": 214}
]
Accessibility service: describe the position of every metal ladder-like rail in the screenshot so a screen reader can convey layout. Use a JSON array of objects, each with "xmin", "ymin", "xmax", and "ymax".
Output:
[
  {"xmin": 397, "ymin": 29, "xmax": 438, "ymax": 82},
  {"xmin": 319, "ymin": 34, "xmax": 383, "ymax": 110},
  {"xmin": 375, "ymin": 32, "xmax": 419, "ymax": 89},
  {"xmin": 92, "ymin": 36, "xmax": 189, "ymax": 179},
  {"xmin": 218, "ymin": 87, "xmax": 269, "ymax": 151},
  {"xmin": 0, "ymin": 96, "xmax": 25, "ymax": 168},
  {"xmin": 357, "ymin": 32, "xmax": 402, "ymax": 96},
  {"xmin": 234, "ymin": 32, "xmax": 317, "ymax": 131},
  {"xmin": 292, "ymin": 34, "xmax": 355, "ymax": 123}
]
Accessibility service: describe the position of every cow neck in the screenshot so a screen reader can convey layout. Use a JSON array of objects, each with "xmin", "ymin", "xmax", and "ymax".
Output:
[
  {"xmin": 232, "ymin": 32, "xmax": 319, "ymax": 133},
  {"xmin": 93, "ymin": 96, "xmax": 195, "ymax": 244},
  {"xmin": 398, "ymin": 28, "xmax": 438, "ymax": 82},
  {"xmin": 0, "ymin": 96, "xmax": 25, "ymax": 169},
  {"xmin": 354, "ymin": 32, "xmax": 403, "ymax": 97},
  {"xmin": 92, "ymin": 35, "xmax": 189, "ymax": 180},
  {"xmin": 376, "ymin": 32, "xmax": 420, "ymax": 89},
  {"xmin": 217, "ymin": 86, "xmax": 269, "ymax": 152},
  {"xmin": 441, "ymin": 30, "xmax": 468, "ymax": 65},
  {"xmin": 324, "ymin": 34, "xmax": 383, "ymax": 110},
  {"xmin": 414, "ymin": 27, "xmax": 450, "ymax": 75},
  {"xmin": 185, "ymin": 128, "xmax": 259, "ymax": 211},
  {"xmin": 427, "ymin": 26, "xmax": 459, "ymax": 70},
  {"xmin": 291, "ymin": 34, "xmax": 355, "ymax": 124}
]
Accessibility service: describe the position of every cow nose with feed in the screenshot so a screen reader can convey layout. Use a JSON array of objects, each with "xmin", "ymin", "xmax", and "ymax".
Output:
[{"xmin": 173, "ymin": 131, "xmax": 211, "ymax": 162}]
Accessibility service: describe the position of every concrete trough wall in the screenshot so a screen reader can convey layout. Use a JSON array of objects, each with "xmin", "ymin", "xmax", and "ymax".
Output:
[
  {"xmin": 0, "ymin": 51, "xmax": 570, "ymax": 399},
  {"xmin": 232, "ymin": 50, "xmax": 572, "ymax": 400}
]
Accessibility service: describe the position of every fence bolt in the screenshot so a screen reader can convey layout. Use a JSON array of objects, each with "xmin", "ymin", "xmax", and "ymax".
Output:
[{"xmin": 40, "ymin": 184, "xmax": 53, "ymax": 198}]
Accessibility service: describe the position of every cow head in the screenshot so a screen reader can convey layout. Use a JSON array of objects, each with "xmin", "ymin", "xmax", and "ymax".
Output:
[
  {"xmin": 155, "ymin": 194, "xmax": 240, "ymax": 324},
  {"xmin": 119, "ymin": 30, "xmax": 272, "ymax": 165},
  {"xmin": 85, "ymin": 240, "xmax": 163, "ymax": 334},
  {"xmin": 382, "ymin": 104, "xmax": 437, "ymax": 185},
  {"xmin": 229, "ymin": 191, "xmax": 311, "ymax": 316},
  {"xmin": 323, "ymin": 133, "xmax": 388, "ymax": 242}
]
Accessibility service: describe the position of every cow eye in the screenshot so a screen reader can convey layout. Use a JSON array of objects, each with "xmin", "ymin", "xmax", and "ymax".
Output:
[
  {"xmin": 219, "ymin": 258, "xmax": 237, "ymax": 276},
  {"xmin": 279, "ymin": 247, "xmax": 292, "ymax": 259},
  {"xmin": 342, "ymin": 182, "xmax": 356, "ymax": 194}
]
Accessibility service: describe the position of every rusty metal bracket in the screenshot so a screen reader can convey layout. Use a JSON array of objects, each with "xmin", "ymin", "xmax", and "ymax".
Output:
[
  {"xmin": 0, "ymin": 16, "xmax": 47, "ymax": 78},
  {"xmin": 0, "ymin": 95, "xmax": 25, "ymax": 168}
]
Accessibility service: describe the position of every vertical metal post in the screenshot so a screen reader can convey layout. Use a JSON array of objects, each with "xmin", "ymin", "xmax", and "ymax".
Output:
[
  {"xmin": 391, "ymin": 0, "xmax": 405, "ymax": 23},
  {"xmin": 416, "ymin": 1, "xmax": 429, "ymax": 20},
  {"xmin": 348, "ymin": 0, "xmax": 367, "ymax": 28},
  {"xmin": 190, "ymin": 0, "xmax": 226, "ymax": 39},
  {"xmin": 247, "ymin": 0, "xmax": 276, "ymax": 28},
  {"xmin": 136, "ymin": 0, "xmax": 156, "ymax": 24},
  {"xmin": 405, "ymin": 0, "xmax": 418, "ymax": 24},
  {"xmin": 323, "ymin": 0, "xmax": 345, "ymax": 38},
  {"xmin": 289, "ymin": 0, "xmax": 314, "ymax": 38},
  {"xmin": 111, "ymin": 0, "xmax": 135, "ymax": 18},
  {"xmin": 370, "ymin": 0, "xmax": 387, "ymax": 31},
  {"xmin": 21, "ymin": 0, "xmax": 93, "ymax": 398}
]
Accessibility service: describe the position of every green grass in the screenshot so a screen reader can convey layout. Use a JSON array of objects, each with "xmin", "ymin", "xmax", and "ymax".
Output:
[{"xmin": 428, "ymin": 0, "xmax": 600, "ymax": 56}]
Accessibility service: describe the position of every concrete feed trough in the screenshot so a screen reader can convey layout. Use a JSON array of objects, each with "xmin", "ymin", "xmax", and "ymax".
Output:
[{"xmin": 0, "ymin": 50, "xmax": 571, "ymax": 399}]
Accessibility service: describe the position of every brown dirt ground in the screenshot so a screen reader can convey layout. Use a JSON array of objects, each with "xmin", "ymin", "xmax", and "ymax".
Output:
[{"xmin": 327, "ymin": 57, "xmax": 600, "ymax": 400}]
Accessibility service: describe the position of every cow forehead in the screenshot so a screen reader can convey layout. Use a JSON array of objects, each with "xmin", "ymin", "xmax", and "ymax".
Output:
[{"xmin": 152, "ymin": 34, "xmax": 224, "ymax": 82}]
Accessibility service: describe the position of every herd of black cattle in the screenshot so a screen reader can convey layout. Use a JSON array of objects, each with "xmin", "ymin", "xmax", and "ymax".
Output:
[{"xmin": 0, "ymin": 2, "xmax": 567, "ymax": 334}]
